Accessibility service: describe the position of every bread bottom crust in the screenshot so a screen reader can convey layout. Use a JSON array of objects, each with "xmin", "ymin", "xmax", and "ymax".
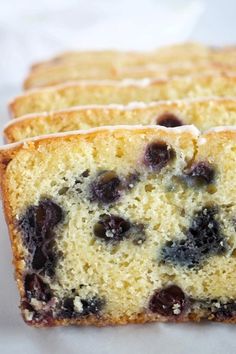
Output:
[{"xmin": 21, "ymin": 310, "xmax": 236, "ymax": 328}]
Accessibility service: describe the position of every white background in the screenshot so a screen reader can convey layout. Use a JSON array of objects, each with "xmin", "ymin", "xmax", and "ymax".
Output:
[{"xmin": 0, "ymin": 1, "xmax": 236, "ymax": 353}]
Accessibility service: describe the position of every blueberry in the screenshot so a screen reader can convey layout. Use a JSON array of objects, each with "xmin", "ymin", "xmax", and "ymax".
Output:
[
  {"xmin": 187, "ymin": 207, "xmax": 226, "ymax": 254},
  {"xmin": 143, "ymin": 142, "xmax": 175, "ymax": 171},
  {"xmin": 60, "ymin": 297, "xmax": 75, "ymax": 319},
  {"xmin": 35, "ymin": 199, "xmax": 62, "ymax": 230},
  {"xmin": 161, "ymin": 207, "xmax": 227, "ymax": 268},
  {"xmin": 32, "ymin": 247, "xmax": 47, "ymax": 271},
  {"xmin": 21, "ymin": 300, "xmax": 35, "ymax": 313},
  {"xmin": 149, "ymin": 285, "xmax": 187, "ymax": 316},
  {"xmin": 21, "ymin": 299, "xmax": 54, "ymax": 325},
  {"xmin": 94, "ymin": 214, "xmax": 131, "ymax": 242},
  {"xmin": 156, "ymin": 113, "xmax": 183, "ymax": 128},
  {"xmin": 19, "ymin": 199, "xmax": 63, "ymax": 275},
  {"xmin": 161, "ymin": 238, "xmax": 202, "ymax": 268},
  {"xmin": 81, "ymin": 297, "xmax": 105, "ymax": 316},
  {"xmin": 184, "ymin": 162, "xmax": 215, "ymax": 186},
  {"xmin": 19, "ymin": 199, "xmax": 63, "ymax": 250},
  {"xmin": 24, "ymin": 273, "xmax": 52, "ymax": 302},
  {"xmin": 60, "ymin": 296, "xmax": 104, "ymax": 319},
  {"xmin": 32, "ymin": 245, "xmax": 57, "ymax": 276},
  {"xmin": 213, "ymin": 302, "xmax": 236, "ymax": 321},
  {"xmin": 90, "ymin": 171, "xmax": 122, "ymax": 204},
  {"xmin": 19, "ymin": 205, "xmax": 42, "ymax": 250}
]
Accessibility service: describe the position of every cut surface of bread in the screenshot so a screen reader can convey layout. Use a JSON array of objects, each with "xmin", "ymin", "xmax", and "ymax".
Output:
[
  {"xmin": 5, "ymin": 98, "xmax": 236, "ymax": 143},
  {"xmin": 10, "ymin": 75, "xmax": 236, "ymax": 118},
  {"xmin": 1, "ymin": 126, "xmax": 236, "ymax": 327},
  {"xmin": 24, "ymin": 43, "xmax": 236, "ymax": 89}
]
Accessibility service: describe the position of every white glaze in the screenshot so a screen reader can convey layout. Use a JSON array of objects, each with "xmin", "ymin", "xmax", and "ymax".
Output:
[
  {"xmin": 9, "ymin": 78, "xmax": 156, "ymax": 103},
  {"xmin": 5, "ymin": 96, "xmax": 236, "ymax": 130},
  {"xmin": 0, "ymin": 124, "xmax": 200, "ymax": 152},
  {"xmin": 9, "ymin": 73, "xmax": 236, "ymax": 109},
  {"xmin": 198, "ymin": 126, "xmax": 236, "ymax": 145},
  {"xmin": 206, "ymin": 125, "xmax": 236, "ymax": 133}
]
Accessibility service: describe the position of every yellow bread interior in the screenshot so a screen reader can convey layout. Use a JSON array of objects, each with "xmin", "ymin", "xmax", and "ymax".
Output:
[{"xmin": 1, "ymin": 126, "xmax": 236, "ymax": 324}]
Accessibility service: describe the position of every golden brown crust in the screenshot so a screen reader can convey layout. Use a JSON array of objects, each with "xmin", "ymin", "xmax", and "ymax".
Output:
[
  {"xmin": 21, "ymin": 307, "xmax": 236, "ymax": 327},
  {"xmin": 0, "ymin": 153, "xmax": 26, "ymax": 305}
]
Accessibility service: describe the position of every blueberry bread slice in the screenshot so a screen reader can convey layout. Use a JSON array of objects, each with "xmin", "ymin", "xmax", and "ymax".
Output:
[
  {"xmin": 9, "ymin": 75, "xmax": 236, "ymax": 118},
  {"xmin": 1, "ymin": 126, "xmax": 236, "ymax": 327},
  {"xmin": 23, "ymin": 43, "xmax": 236, "ymax": 89},
  {"xmin": 4, "ymin": 98, "xmax": 236, "ymax": 143}
]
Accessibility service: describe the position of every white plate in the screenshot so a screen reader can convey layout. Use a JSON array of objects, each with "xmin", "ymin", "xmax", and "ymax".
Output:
[{"xmin": 0, "ymin": 89, "xmax": 236, "ymax": 354}]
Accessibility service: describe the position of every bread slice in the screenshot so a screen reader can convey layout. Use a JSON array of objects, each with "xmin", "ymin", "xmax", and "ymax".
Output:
[
  {"xmin": 10, "ymin": 75, "xmax": 236, "ymax": 118},
  {"xmin": 4, "ymin": 98, "xmax": 236, "ymax": 143},
  {"xmin": 24, "ymin": 43, "xmax": 236, "ymax": 89},
  {"xmin": 1, "ymin": 126, "xmax": 236, "ymax": 327},
  {"xmin": 30, "ymin": 43, "xmax": 211, "ymax": 71}
]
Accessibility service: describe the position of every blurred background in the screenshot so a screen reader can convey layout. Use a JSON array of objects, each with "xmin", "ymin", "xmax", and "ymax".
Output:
[
  {"xmin": 0, "ymin": 0, "xmax": 235, "ymax": 115},
  {"xmin": 1, "ymin": 1, "xmax": 236, "ymax": 85}
]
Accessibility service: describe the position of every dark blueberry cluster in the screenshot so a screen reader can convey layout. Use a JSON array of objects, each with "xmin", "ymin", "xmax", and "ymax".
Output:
[
  {"xmin": 156, "ymin": 113, "xmax": 183, "ymax": 128},
  {"xmin": 161, "ymin": 207, "xmax": 227, "ymax": 268},
  {"xmin": 19, "ymin": 199, "xmax": 63, "ymax": 276},
  {"xmin": 184, "ymin": 161, "xmax": 215, "ymax": 186},
  {"xmin": 149, "ymin": 285, "xmax": 187, "ymax": 316},
  {"xmin": 60, "ymin": 296, "xmax": 105, "ymax": 319},
  {"xmin": 144, "ymin": 142, "xmax": 175, "ymax": 172}
]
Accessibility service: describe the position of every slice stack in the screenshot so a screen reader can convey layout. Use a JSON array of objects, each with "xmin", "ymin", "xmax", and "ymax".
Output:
[
  {"xmin": 24, "ymin": 43, "xmax": 236, "ymax": 88},
  {"xmin": 1, "ymin": 42, "xmax": 236, "ymax": 327}
]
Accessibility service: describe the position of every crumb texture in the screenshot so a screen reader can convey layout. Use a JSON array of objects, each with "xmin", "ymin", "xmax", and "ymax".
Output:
[{"xmin": 1, "ymin": 127, "xmax": 236, "ymax": 326}]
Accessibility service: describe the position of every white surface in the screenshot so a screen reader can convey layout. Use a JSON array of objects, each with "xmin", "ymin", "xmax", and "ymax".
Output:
[
  {"xmin": 0, "ymin": 0, "xmax": 204, "ymax": 87},
  {"xmin": 0, "ymin": 0, "xmax": 236, "ymax": 353}
]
